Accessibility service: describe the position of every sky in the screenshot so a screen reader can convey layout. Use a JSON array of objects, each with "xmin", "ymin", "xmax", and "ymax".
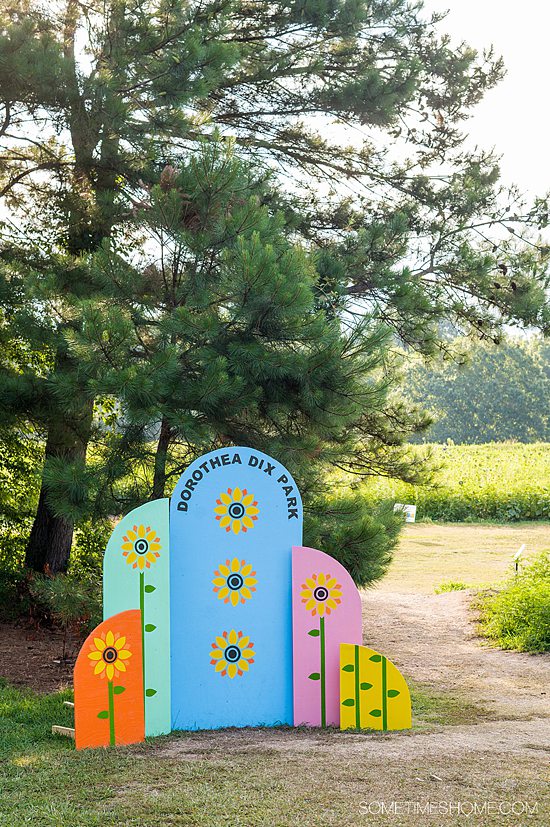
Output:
[{"xmin": 423, "ymin": 0, "xmax": 550, "ymax": 198}]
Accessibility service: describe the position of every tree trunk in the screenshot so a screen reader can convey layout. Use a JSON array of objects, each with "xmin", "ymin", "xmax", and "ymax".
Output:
[
  {"xmin": 25, "ymin": 396, "xmax": 93, "ymax": 575},
  {"xmin": 152, "ymin": 416, "xmax": 172, "ymax": 500}
]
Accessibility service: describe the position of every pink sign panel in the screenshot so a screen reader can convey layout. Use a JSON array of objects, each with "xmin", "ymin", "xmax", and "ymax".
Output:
[{"xmin": 292, "ymin": 546, "xmax": 362, "ymax": 727}]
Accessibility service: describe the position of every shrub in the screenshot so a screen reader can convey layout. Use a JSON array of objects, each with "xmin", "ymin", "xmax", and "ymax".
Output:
[{"xmin": 477, "ymin": 552, "xmax": 550, "ymax": 653}]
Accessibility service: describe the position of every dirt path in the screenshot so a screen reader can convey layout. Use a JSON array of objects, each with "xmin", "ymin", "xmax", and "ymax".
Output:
[{"xmin": 361, "ymin": 589, "xmax": 550, "ymax": 720}]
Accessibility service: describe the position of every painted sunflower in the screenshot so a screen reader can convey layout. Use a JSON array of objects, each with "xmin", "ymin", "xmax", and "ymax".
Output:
[
  {"xmin": 300, "ymin": 572, "xmax": 342, "ymax": 617},
  {"xmin": 209, "ymin": 629, "xmax": 255, "ymax": 678},
  {"xmin": 88, "ymin": 630, "xmax": 132, "ymax": 681},
  {"xmin": 214, "ymin": 487, "xmax": 259, "ymax": 535},
  {"xmin": 212, "ymin": 558, "xmax": 258, "ymax": 606},
  {"xmin": 121, "ymin": 524, "xmax": 161, "ymax": 569}
]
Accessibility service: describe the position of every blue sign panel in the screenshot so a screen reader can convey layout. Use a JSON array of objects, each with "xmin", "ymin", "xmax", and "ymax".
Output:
[{"xmin": 169, "ymin": 447, "xmax": 303, "ymax": 730}]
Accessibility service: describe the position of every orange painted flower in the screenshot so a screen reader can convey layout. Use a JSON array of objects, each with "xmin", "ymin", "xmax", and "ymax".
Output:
[
  {"xmin": 209, "ymin": 629, "xmax": 255, "ymax": 679},
  {"xmin": 300, "ymin": 572, "xmax": 342, "ymax": 617},
  {"xmin": 212, "ymin": 558, "xmax": 258, "ymax": 606},
  {"xmin": 214, "ymin": 487, "xmax": 259, "ymax": 535},
  {"xmin": 88, "ymin": 631, "xmax": 132, "ymax": 681},
  {"xmin": 122, "ymin": 524, "xmax": 161, "ymax": 569}
]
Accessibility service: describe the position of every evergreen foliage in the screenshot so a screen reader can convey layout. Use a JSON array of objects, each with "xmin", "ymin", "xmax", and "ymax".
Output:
[{"xmin": 0, "ymin": 0, "xmax": 548, "ymax": 578}]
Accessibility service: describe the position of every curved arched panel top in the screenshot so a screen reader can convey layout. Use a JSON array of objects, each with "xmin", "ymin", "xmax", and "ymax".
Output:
[
  {"xmin": 169, "ymin": 447, "xmax": 303, "ymax": 730},
  {"xmin": 292, "ymin": 546, "xmax": 362, "ymax": 727}
]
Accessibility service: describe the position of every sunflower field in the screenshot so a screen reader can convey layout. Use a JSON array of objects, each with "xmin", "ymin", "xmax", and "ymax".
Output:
[{"xmin": 359, "ymin": 443, "xmax": 550, "ymax": 522}]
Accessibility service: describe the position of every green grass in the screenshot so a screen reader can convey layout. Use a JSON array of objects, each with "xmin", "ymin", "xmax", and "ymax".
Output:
[
  {"xmin": 476, "ymin": 551, "xmax": 550, "ymax": 653},
  {"xmin": 360, "ymin": 442, "xmax": 550, "ymax": 522},
  {"xmin": 434, "ymin": 580, "xmax": 469, "ymax": 594},
  {"xmin": 0, "ymin": 678, "xmax": 526, "ymax": 827},
  {"xmin": 376, "ymin": 522, "xmax": 550, "ymax": 593}
]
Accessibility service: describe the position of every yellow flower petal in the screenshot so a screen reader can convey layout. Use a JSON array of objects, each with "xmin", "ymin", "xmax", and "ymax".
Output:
[
  {"xmin": 216, "ymin": 636, "xmax": 227, "ymax": 649},
  {"xmin": 326, "ymin": 577, "xmax": 338, "ymax": 589},
  {"xmin": 228, "ymin": 629, "xmax": 238, "ymax": 645},
  {"xmin": 105, "ymin": 631, "xmax": 115, "ymax": 647},
  {"xmin": 318, "ymin": 572, "xmax": 326, "ymax": 586},
  {"xmin": 146, "ymin": 551, "xmax": 157, "ymax": 564},
  {"xmin": 137, "ymin": 557, "xmax": 145, "ymax": 570},
  {"xmin": 231, "ymin": 558, "xmax": 240, "ymax": 572},
  {"xmin": 106, "ymin": 664, "xmax": 115, "ymax": 681},
  {"xmin": 212, "ymin": 577, "xmax": 226, "ymax": 587},
  {"xmin": 245, "ymin": 506, "xmax": 259, "ymax": 517},
  {"xmin": 214, "ymin": 505, "xmax": 228, "ymax": 515},
  {"xmin": 114, "ymin": 636, "xmax": 126, "ymax": 650},
  {"xmin": 94, "ymin": 637, "xmax": 106, "ymax": 652},
  {"xmin": 126, "ymin": 529, "xmax": 137, "ymax": 541},
  {"xmin": 318, "ymin": 602, "xmax": 326, "ymax": 617},
  {"xmin": 239, "ymin": 636, "xmax": 250, "ymax": 649},
  {"xmin": 210, "ymin": 649, "xmax": 223, "ymax": 659},
  {"xmin": 149, "ymin": 543, "xmax": 161, "ymax": 552},
  {"xmin": 230, "ymin": 591, "xmax": 239, "ymax": 607},
  {"xmin": 218, "ymin": 587, "xmax": 229, "ymax": 600},
  {"xmin": 240, "ymin": 587, "xmax": 252, "ymax": 600},
  {"xmin": 242, "ymin": 517, "xmax": 254, "ymax": 529},
  {"xmin": 240, "ymin": 659, "xmax": 249, "ymax": 672},
  {"xmin": 94, "ymin": 660, "xmax": 106, "ymax": 675},
  {"xmin": 232, "ymin": 520, "xmax": 241, "ymax": 535},
  {"xmin": 138, "ymin": 525, "xmax": 146, "ymax": 538},
  {"xmin": 126, "ymin": 551, "xmax": 137, "ymax": 565},
  {"xmin": 242, "ymin": 494, "xmax": 254, "ymax": 506},
  {"xmin": 227, "ymin": 663, "xmax": 238, "ymax": 679},
  {"xmin": 219, "ymin": 516, "xmax": 231, "ymax": 528},
  {"xmin": 220, "ymin": 492, "xmax": 231, "ymax": 505},
  {"xmin": 219, "ymin": 564, "xmax": 230, "ymax": 576},
  {"xmin": 117, "ymin": 650, "xmax": 132, "ymax": 661},
  {"xmin": 233, "ymin": 487, "xmax": 243, "ymax": 501},
  {"xmin": 241, "ymin": 564, "xmax": 252, "ymax": 577},
  {"xmin": 300, "ymin": 589, "xmax": 313, "ymax": 600},
  {"xmin": 305, "ymin": 577, "xmax": 316, "ymax": 590},
  {"xmin": 326, "ymin": 599, "xmax": 337, "ymax": 610},
  {"xmin": 241, "ymin": 649, "xmax": 255, "ymax": 659},
  {"xmin": 88, "ymin": 651, "xmax": 102, "ymax": 661},
  {"xmin": 121, "ymin": 542, "xmax": 134, "ymax": 551},
  {"xmin": 146, "ymin": 529, "xmax": 157, "ymax": 541},
  {"xmin": 305, "ymin": 599, "xmax": 316, "ymax": 612},
  {"xmin": 215, "ymin": 660, "xmax": 227, "ymax": 672},
  {"xmin": 115, "ymin": 660, "xmax": 126, "ymax": 673}
]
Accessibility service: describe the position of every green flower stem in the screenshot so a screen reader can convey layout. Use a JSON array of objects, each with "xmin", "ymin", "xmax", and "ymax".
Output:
[
  {"xmin": 354, "ymin": 645, "xmax": 360, "ymax": 729},
  {"xmin": 320, "ymin": 616, "xmax": 326, "ymax": 728},
  {"xmin": 381, "ymin": 656, "xmax": 388, "ymax": 731},
  {"xmin": 140, "ymin": 572, "xmax": 146, "ymax": 710},
  {"xmin": 107, "ymin": 680, "xmax": 115, "ymax": 746}
]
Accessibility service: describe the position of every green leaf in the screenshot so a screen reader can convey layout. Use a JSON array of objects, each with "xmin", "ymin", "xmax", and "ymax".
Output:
[
  {"xmin": 113, "ymin": 686, "xmax": 126, "ymax": 695},
  {"xmin": 307, "ymin": 629, "xmax": 320, "ymax": 637},
  {"xmin": 369, "ymin": 709, "xmax": 382, "ymax": 717},
  {"xmin": 341, "ymin": 699, "xmax": 355, "ymax": 707},
  {"xmin": 145, "ymin": 688, "xmax": 157, "ymax": 697},
  {"xmin": 144, "ymin": 585, "xmax": 156, "ymax": 593},
  {"xmin": 387, "ymin": 689, "xmax": 400, "ymax": 698},
  {"xmin": 360, "ymin": 682, "xmax": 373, "ymax": 691},
  {"xmin": 341, "ymin": 664, "xmax": 354, "ymax": 672},
  {"xmin": 308, "ymin": 673, "xmax": 320, "ymax": 681},
  {"xmin": 145, "ymin": 624, "xmax": 156, "ymax": 632},
  {"xmin": 97, "ymin": 710, "xmax": 109, "ymax": 719},
  {"xmin": 369, "ymin": 654, "xmax": 382, "ymax": 662}
]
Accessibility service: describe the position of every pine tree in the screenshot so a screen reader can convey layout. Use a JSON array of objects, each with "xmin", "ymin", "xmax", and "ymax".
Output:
[{"xmin": 0, "ymin": 1, "xmax": 548, "ymax": 573}]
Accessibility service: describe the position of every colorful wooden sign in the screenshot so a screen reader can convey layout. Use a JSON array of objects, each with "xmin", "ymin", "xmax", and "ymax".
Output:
[
  {"xmin": 73, "ymin": 445, "xmax": 414, "ymax": 748},
  {"xmin": 340, "ymin": 644, "xmax": 412, "ymax": 731},
  {"xmin": 74, "ymin": 609, "xmax": 144, "ymax": 750},
  {"xmin": 169, "ymin": 447, "xmax": 302, "ymax": 730},
  {"xmin": 292, "ymin": 546, "xmax": 362, "ymax": 727},
  {"xmin": 103, "ymin": 498, "xmax": 170, "ymax": 737}
]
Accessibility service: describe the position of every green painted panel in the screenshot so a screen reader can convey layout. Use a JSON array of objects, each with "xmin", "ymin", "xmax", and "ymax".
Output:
[{"xmin": 103, "ymin": 498, "xmax": 170, "ymax": 736}]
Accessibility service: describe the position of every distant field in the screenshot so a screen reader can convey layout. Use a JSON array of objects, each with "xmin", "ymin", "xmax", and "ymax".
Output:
[
  {"xmin": 375, "ymin": 522, "xmax": 550, "ymax": 594},
  {"xmin": 361, "ymin": 442, "xmax": 550, "ymax": 522}
]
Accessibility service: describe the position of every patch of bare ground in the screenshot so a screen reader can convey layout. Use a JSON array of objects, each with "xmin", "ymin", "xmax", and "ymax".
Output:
[{"xmin": 0, "ymin": 621, "xmax": 76, "ymax": 693}]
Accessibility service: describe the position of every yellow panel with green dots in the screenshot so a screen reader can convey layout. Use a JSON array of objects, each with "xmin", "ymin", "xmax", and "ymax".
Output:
[{"xmin": 340, "ymin": 643, "xmax": 412, "ymax": 731}]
